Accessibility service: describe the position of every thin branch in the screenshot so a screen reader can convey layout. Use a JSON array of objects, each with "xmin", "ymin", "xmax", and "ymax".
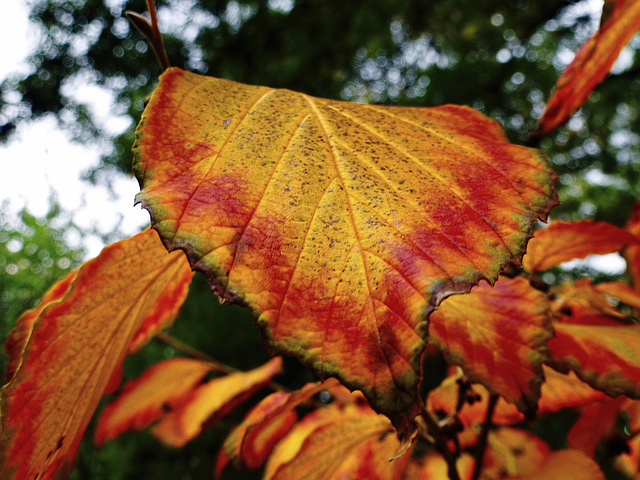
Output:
[
  {"xmin": 125, "ymin": 0, "xmax": 170, "ymax": 71},
  {"xmin": 146, "ymin": 0, "xmax": 171, "ymax": 70},
  {"xmin": 155, "ymin": 332, "xmax": 289, "ymax": 393},
  {"xmin": 422, "ymin": 410, "xmax": 461, "ymax": 480},
  {"xmin": 472, "ymin": 394, "xmax": 499, "ymax": 480}
]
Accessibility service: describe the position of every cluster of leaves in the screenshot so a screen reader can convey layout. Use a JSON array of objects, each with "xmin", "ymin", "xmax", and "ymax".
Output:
[{"xmin": 2, "ymin": 1, "xmax": 640, "ymax": 479}]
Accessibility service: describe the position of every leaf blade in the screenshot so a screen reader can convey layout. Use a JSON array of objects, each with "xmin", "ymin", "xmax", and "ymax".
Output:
[
  {"xmin": 0, "ymin": 229, "xmax": 193, "ymax": 480},
  {"xmin": 134, "ymin": 68, "xmax": 557, "ymax": 431}
]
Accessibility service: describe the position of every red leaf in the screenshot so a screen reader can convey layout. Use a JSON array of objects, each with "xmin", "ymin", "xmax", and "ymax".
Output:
[
  {"xmin": 523, "ymin": 220, "xmax": 638, "ymax": 274},
  {"xmin": 150, "ymin": 357, "xmax": 282, "ymax": 447},
  {"xmin": 217, "ymin": 379, "xmax": 338, "ymax": 473},
  {"xmin": 94, "ymin": 358, "xmax": 213, "ymax": 445},
  {"xmin": 536, "ymin": 0, "xmax": 640, "ymax": 134},
  {"xmin": 404, "ymin": 452, "xmax": 475, "ymax": 480},
  {"xmin": 538, "ymin": 366, "xmax": 610, "ymax": 413},
  {"xmin": 624, "ymin": 201, "xmax": 640, "ymax": 289},
  {"xmin": 548, "ymin": 322, "xmax": 640, "ymax": 398},
  {"xmin": 134, "ymin": 67, "xmax": 557, "ymax": 433},
  {"xmin": 4, "ymin": 269, "xmax": 77, "ymax": 382},
  {"xmin": 429, "ymin": 276, "xmax": 552, "ymax": 413},
  {"xmin": 483, "ymin": 428, "xmax": 551, "ymax": 479},
  {"xmin": 0, "ymin": 229, "xmax": 193, "ymax": 480},
  {"xmin": 506, "ymin": 449, "xmax": 605, "ymax": 480},
  {"xmin": 568, "ymin": 397, "xmax": 626, "ymax": 457},
  {"xmin": 215, "ymin": 391, "xmax": 295, "ymax": 477},
  {"xmin": 426, "ymin": 374, "xmax": 524, "ymax": 428},
  {"xmin": 266, "ymin": 403, "xmax": 402, "ymax": 480}
]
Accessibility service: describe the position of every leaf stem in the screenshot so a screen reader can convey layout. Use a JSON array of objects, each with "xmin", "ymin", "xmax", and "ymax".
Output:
[
  {"xmin": 472, "ymin": 393, "xmax": 498, "ymax": 480},
  {"xmin": 155, "ymin": 332, "xmax": 289, "ymax": 393}
]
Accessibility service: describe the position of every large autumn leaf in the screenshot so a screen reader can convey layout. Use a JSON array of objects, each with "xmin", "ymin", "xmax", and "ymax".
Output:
[
  {"xmin": 134, "ymin": 67, "xmax": 556, "ymax": 430},
  {"xmin": 536, "ymin": 0, "xmax": 640, "ymax": 134},
  {"xmin": 429, "ymin": 276, "xmax": 553, "ymax": 413},
  {"xmin": 0, "ymin": 229, "xmax": 193, "ymax": 480}
]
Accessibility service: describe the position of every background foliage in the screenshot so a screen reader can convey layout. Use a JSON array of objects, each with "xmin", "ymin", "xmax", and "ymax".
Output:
[{"xmin": 1, "ymin": 0, "xmax": 639, "ymax": 478}]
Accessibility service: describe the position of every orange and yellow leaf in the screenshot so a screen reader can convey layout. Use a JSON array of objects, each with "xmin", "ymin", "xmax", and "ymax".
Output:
[
  {"xmin": 537, "ymin": 0, "xmax": 640, "ymax": 134},
  {"xmin": 523, "ymin": 220, "xmax": 637, "ymax": 274},
  {"xmin": 429, "ymin": 276, "xmax": 552, "ymax": 413},
  {"xmin": 0, "ymin": 229, "xmax": 193, "ymax": 480},
  {"xmin": 483, "ymin": 428, "xmax": 550, "ymax": 479},
  {"xmin": 217, "ymin": 379, "xmax": 338, "ymax": 474},
  {"xmin": 505, "ymin": 449, "xmax": 605, "ymax": 480},
  {"xmin": 150, "ymin": 357, "xmax": 282, "ymax": 447},
  {"xmin": 133, "ymin": 67, "xmax": 557, "ymax": 431},
  {"xmin": 266, "ymin": 403, "xmax": 402, "ymax": 480},
  {"xmin": 548, "ymin": 322, "xmax": 640, "ymax": 398},
  {"xmin": 624, "ymin": 201, "xmax": 640, "ymax": 289},
  {"xmin": 94, "ymin": 357, "xmax": 213, "ymax": 445},
  {"xmin": 4, "ymin": 269, "xmax": 77, "ymax": 382}
]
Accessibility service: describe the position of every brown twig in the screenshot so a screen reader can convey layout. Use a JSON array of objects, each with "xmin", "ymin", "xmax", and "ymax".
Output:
[
  {"xmin": 422, "ymin": 410, "xmax": 461, "ymax": 480},
  {"xmin": 155, "ymin": 332, "xmax": 289, "ymax": 393},
  {"xmin": 472, "ymin": 394, "xmax": 499, "ymax": 480},
  {"xmin": 125, "ymin": 0, "xmax": 170, "ymax": 71}
]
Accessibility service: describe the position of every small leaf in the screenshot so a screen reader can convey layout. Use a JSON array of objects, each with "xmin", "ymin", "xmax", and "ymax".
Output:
[
  {"xmin": 523, "ymin": 220, "xmax": 638, "ymax": 274},
  {"xmin": 429, "ymin": 276, "xmax": 553, "ymax": 413},
  {"xmin": 506, "ymin": 449, "xmax": 605, "ymax": 480},
  {"xmin": 536, "ymin": 0, "xmax": 640, "ymax": 134},
  {"xmin": 94, "ymin": 358, "xmax": 213, "ymax": 445},
  {"xmin": 624, "ymin": 201, "xmax": 640, "ymax": 289},
  {"xmin": 217, "ymin": 379, "xmax": 338, "ymax": 473},
  {"xmin": 215, "ymin": 392, "xmax": 296, "ymax": 477},
  {"xmin": 0, "ymin": 229, "xmax": 193, "ymax": 480},
  {"xmin": 567, "ymin": 397, "xmax": 626, "ymax": 457},
  {"xmin": 151, "ymin": 357, "xmax": 283, "ymax": 447},
  {"xmin": 483, "ymin": 428, "xmax": 551, "ymax": 479},
  {"xmin": 404, "ymin": 452, "xmax": 475, "ymax": 480},
  {"xmin": 267, "ymin": 404, "xmax": 401, "ymax": 480},
  {"xmin": 538, "ymin": 366, "xmax": 610, "ymax": 413},
  {"xmin": 594, "ymin": 281, "xmax": 640, "ymax": 311},
  {"xmin": 547, "ymin": 322, "xmax": 640, "ymax": 398},
  {"xmin": 134, "ymin": 67, "xmax": 557, "ymax": 431},
  {"xmin": 552, "ymin": 278, "xmax": 631, "ymax": 323},
  {"xmin": 426, "ymin": 374, "xmax": 524, "ymax": 428}
]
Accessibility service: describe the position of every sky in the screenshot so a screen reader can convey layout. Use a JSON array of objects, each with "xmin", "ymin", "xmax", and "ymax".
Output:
[
  {"xmin": 0, "ymin": 0, "xmax": 148, "ymax": 258},
  {"xmin": 0, "ymin": 0, "xmax": 627, "ymax": 274}
]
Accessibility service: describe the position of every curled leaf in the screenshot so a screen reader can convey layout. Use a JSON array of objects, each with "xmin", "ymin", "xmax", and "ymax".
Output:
[
  {"xmin": 217, "ymin": 379, "xmax": 338, "ymax": 474},
  {"xmin": 267, "ymin": 403, "xmax": 402, "ymax": 480},
  {"xmin": 134, "ymin": 67, "xmax": 557, "ymax": 431}
]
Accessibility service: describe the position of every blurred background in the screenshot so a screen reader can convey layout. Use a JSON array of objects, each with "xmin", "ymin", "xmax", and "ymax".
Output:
[{"xmin": 1, "ymin": 0, "xmax": 639, "ymax": 478}]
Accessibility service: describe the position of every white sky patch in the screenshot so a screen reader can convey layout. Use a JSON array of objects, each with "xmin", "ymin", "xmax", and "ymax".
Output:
[
  {"xmin": 561, "ymin": 253, "xmax": 627, "ymax": 276},
  {"xmin": 0, "ymin": 0, "xmax": 39, "ymax": 82},
  {"xmin": 0, "ymin": 1, "xmax": 148, "ymax": 260},
  {"xmin": 0, "ymin": 116, "xmax": 149, "ymax": 258}
]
